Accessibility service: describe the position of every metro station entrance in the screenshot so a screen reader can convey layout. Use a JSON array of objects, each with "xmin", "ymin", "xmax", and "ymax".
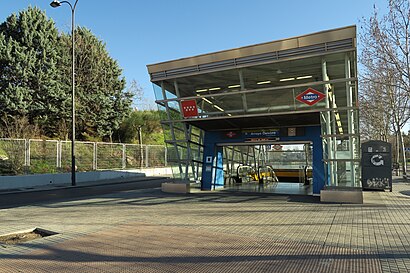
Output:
[
  {"xmin": 200, "ymin": 125, "xmax": 325, "ymax": 195},
  {"xmin": 147, "ymin": 26, "xmax": 361, "ymax": 198},
  {"xmin": 220, "ymin": 142, "xmax": 313, "ymax": 195}
]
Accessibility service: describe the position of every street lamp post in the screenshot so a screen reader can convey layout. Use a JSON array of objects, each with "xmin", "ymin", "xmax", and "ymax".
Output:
[{"xmin": 50, "ymin": 0, "xmax": 79, "ymax": 186}]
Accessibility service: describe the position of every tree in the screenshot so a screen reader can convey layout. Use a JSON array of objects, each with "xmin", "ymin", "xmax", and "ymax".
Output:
[
  {"xmin": 58, "ymin": 27, "xmax": 132, "ymax": 141},
  {"xmin": 128, "ymin": 79, "xmax": 157, "ymax": 110},
  {"xmin": 359, "ymin": 79, "xmax": 391, "ymax": 142},
  {"xmin": 360, "ymin": 0, "xmax": 410, "ymax": 176},
  {"xmin": 128, "ymin": 79, "xmax": 144, "ymax": 106},
  {"xmin": 0, "ymin": 7, "xmax": 133, "ymax": 141},
  {"xmin": 0, "ymin": 7, "xmax": 69, "ymax": 137},
  {"xmin": 115, "ymin": 110, "xmax": 164, "ymax": 145}
]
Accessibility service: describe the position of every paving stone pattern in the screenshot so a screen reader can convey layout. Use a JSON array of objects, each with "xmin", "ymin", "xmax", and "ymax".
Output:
[{"xmin": 0, "ymin": 180, "xmax": 410, "ymax": 272}]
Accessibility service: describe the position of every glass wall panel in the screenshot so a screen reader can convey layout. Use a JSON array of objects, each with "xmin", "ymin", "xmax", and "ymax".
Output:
[
  {"xmin": 323, "ymin": 160, "xmax": 360, "ymax": 187},
  {"xmin": 331, "ymin": 82, "xmax": 349, "ymax": 108},
  {"xmin": 168, "ymin": 101, "xmax": 181, "ymax": 114},
  {"xmin": 322, "ymin": 133, "xmax": 360, "ymax": 187},
  {"xmin": 160, "ymin": 81, "xmax": 177, "ymax": 98},
  {"xmin": 171, "ymin": 164, "xmax": 182, "ymax": 179},
  {"xmin": 321, "ymin": 109, "xmax": 359, "ymax": 137},
  {"xmin": 176, "ymin": 144, "xmax": 188, "ymax": 162},
  {"xmin": 175, "ymin": 69, "xmax": 241, "ymax": 98},
  {"xmin": 172, "ymin": 123, "xmax": 186, "ymax": 137},
  {"xmin": 190, "ymin": 130, "xmax": 202, "ymax": 144},
  {"xmin": 195, "ymin": 163, "xmax": 203, "ymax": 181},
  {"xmin": 351, "ymin": 84, "xmax": 358, "ymax": 106},
  {"xmin": 245, "ymin": 84, "xmax": 327, "ymax": 114},
  {"xmin": 157, "ymin": 105, "xmax": 168, "ymax": 120},
  {"xmin": 189, "ymin": 143, "xmax": 202, "ymax": 162},
  {"xmin": 153, "ymin": 83, "xmax": 164, "ymax": 101},
  {"xmin": 161, "ymin": 124, "xmax": 172, "ymax": 141},
  {"xmin": 157, "ymin": 103, "xmax": 182, "ymax": 121},
  {"xmin": 166, "ymin": 144, "xmax": 179, "ymax": 163},
  {"xmin": 241, "ymin": 56, "xmax": 324, "ymax": 90},
  {"xmin": 324, "ymin": 53, "xmax": 348, "ymax": 80},
  {"xmin": 197, "ymin": 93, "xmax": 244, "ymax": 117}
]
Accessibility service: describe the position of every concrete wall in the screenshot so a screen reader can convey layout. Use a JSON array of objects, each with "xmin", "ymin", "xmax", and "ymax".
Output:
[
  {"xmin": 139, "ymin": 167, "xmax": 173, "ymax": 177},
  {"xmin": 0, "ymin": 168, "xmax": 173, "ymax": 190}
]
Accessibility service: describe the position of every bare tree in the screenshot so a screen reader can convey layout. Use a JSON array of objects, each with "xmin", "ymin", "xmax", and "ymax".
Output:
[
  {"xmin": 128, "ymin": 79, "xmax": 157, "ymax": 110},
  {"xmin": 359, "ymin": 78, "xmax": 391, "ymax": 142},
  {"xmin": 360, "ymin": 0, "xmax": 410, "ymax": 177}
]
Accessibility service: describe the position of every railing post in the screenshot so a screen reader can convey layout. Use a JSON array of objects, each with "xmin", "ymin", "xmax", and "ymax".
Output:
[
  {"xmin": 139, "ymin": 144, "xmax": 144, "ymax": 169},
  {"xmin": 23, "ymin": 139, "xmax": 27, "ymax": 168},
  {"xmin": 24, "ymin": 139, "xmax": 30, "ymax": 174},
  {"xmin": 145, "ymin": 145, "xmax": 149, "ymax": 168},
  {"xmin": 59, "ymin": 141, "xmax": 62, "ymax": 171},
  {"xmin": 57, "ymin": 140, "xmax": 62, "ymax": 170},
  {"xmin": 27, "ymin": 139, "xmax": 31, "ymax": 172},
  {"xmin": 164, "ymin": 146, "xmax": 167, "ymax": 167},
  {"xmin": 122, "ymin": 144, "xmax": 126, "ymax": 169},
  {"xmin": 94, "ymin": 142, "xmax": 98, "ymax": 170}
]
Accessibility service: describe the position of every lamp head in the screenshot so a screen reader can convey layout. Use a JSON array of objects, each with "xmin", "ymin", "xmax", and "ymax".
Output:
[{"xmin": 50, "ymin": 0, "xmax": 61, "ymax": 8}]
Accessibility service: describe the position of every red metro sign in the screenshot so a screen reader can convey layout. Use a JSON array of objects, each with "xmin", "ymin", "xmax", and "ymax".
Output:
[
  {"xmin": 296, "ymin": 88, "xmax": 325, "ymax": 106},
  {"xmin": 181, "ymin": 99, "xmax": 198, "ymax": 118}
]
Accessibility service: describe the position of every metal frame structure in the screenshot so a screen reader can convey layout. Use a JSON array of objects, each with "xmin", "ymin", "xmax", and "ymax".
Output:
[{"xmin": 148, "ymin": 26, "xmax": 360, "ymax": 190}]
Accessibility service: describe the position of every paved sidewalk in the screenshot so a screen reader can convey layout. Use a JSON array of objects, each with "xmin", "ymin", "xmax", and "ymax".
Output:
[{"xmin": 1, "ymin": 179, "xmax": 410, "ymax": 272}]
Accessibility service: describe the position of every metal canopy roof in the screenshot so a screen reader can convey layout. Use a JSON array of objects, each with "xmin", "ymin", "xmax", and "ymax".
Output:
[
  {"xmin": 147, "ymin": 26, "xmax": 356, "ymax": 81},
  {"xmin": 150, "ymin": 26, "xmax": 356, "ymax": 133}
]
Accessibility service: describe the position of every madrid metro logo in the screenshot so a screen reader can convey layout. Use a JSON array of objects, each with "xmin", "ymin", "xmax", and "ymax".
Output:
[
  {"xmin": 295, "ymin": 88, "xmax": 325, "ymax": 106},
  {"xmin": 181, "ymin": 99, "xmax": 198, "ymax": 118}
]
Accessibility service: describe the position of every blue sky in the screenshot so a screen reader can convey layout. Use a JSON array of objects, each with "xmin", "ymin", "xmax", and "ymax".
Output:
[{"xmin": 1, "ymin": 0, "xmax": 388, "ymax": 107}]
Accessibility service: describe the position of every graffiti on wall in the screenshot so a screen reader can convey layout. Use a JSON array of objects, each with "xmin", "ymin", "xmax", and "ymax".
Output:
[{"xmin": 366, "ymin": 177, "xmax": 389, "ymax": 188}]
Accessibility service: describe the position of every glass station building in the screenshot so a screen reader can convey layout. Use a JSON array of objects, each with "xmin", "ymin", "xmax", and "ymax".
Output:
[{"xmin": 147, "ymin": 26, "xmax": 360, "ymax": 196}]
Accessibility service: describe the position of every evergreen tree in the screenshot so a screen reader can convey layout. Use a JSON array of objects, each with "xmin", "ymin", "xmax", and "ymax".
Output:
[
  {"xmin": 0, "ymin": 7, "xmax": 133, "ymax": 140},
  {"xmin": 59, "ymin": 27, "xmax": 132, "ymax": 141},
  {"xmin": 0, "ymin": 7, "xmax": 69, "ymax": 136}
]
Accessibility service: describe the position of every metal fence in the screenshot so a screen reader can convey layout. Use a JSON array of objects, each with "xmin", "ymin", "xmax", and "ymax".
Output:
[{"xmin": 0, "ymin": 138, "xmax": 167, "ymax": 175}]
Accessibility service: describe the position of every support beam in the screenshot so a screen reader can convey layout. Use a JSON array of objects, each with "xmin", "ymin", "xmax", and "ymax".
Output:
[
  {"xmin": 161, "ymin": 81, "xmax": 184, "ymax": 177},
  {"xmin": 345, "ymin": 53, "xmax": 356, "ymax": 186}
]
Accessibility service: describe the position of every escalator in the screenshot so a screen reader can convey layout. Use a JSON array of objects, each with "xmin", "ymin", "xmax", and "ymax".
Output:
[{"xmin": 222, "ymin": 142, "xmax": 313, "ymax": 195}]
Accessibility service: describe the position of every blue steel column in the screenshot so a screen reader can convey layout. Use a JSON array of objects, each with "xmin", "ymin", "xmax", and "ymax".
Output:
[
  {"xmin": 201, "ymin": 132, "xmax": 225, "ymax": 190},
  {"xmin": 201, "ymin": 132, "xmax": 215, "ymax": 190},
  {"xmin": 310, "ymin": 127, "xmax": 325, "ymax": 195}
]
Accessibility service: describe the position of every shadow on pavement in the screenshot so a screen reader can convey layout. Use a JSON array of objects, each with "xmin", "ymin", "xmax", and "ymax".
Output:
[{"xmin": 0, "ymin": 179, "xmax": 167, "ymax": 209}]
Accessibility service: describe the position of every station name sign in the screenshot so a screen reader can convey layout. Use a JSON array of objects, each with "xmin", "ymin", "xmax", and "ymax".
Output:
[
  {"xmin": 243, "ymin": 129, "xmax": 280, "ymax": 138},
  {"xmin": 221, "ymin": 127, "xmax": 304, "ymax": 140},
  {"xmin": 243, "ymin": 129, "xmax": 280, "ymax": 142},
  {"xmin": 222, "ymin": 129, "xmax": 281, "ymax": 141}
]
